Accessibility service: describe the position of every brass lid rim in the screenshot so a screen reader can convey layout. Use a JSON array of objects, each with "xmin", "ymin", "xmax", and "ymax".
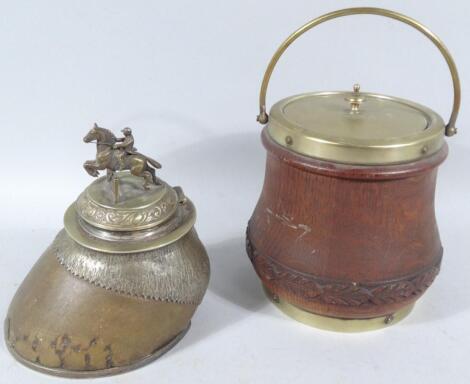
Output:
[
  {"xmin": 270, "ymin": 91, "xmax": 444, "ymax": 146},
  {"xmin": 268, "ymin": 91, "xmax": 445, "ymax": 165},
  {"xmin": 262, "ymin": 129, "xmax": 449, "ymax": 180}
]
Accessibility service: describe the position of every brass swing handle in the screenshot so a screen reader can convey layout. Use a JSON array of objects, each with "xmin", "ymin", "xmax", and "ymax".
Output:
[{"xmin": 257, "ymin": 7, "xmax": 461, "ymax": 137}]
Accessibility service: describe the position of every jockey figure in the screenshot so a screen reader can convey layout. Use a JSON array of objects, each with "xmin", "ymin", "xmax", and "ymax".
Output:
[{"xmin": 114, "ymin": 127, "xmax": 138, "ymax": 169}]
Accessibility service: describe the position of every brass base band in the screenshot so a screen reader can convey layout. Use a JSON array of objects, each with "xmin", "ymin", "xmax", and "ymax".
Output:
[
  {"xmin": 263, "ymin": 286, "xmax": 414, "ymax": 332},
  {"xmin": 5, "ymin": 323, "xmax": 190, "ymax": 378}
]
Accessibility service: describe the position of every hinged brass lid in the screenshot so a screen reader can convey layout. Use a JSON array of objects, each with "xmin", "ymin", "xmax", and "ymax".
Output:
[
  {"xmin": 65, "ymin": 173, "xmax": 196, "ymax": 254},
  {"xmin": 267, "ymin": 86, "xmax": 445, "ymax": 165},
  {"xmin": 256, "ymin": 7, "xmax": 461, "ymax": 165},
  {"xmin": 75, "ymin": 173, "xmax": 179, "ymax": 232}
]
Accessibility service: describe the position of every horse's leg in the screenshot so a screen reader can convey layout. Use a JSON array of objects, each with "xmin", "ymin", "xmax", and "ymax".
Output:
[
  {"xmin": 83, "ymin": 160, "xmax": 99, "ymax": 177},
  {"xmin": 149, "ymin": 167, "xmax": 160, "ymax": 185},
  {"xmin": 130, "ymin": 164, "xmax": 152, "ymax": 189},
  {"xmin": 106, "ymin": 168, "xmax": 114, "ymax": 181},
  {"xmin": 141, "ymin": 171, "xmax": 154, "ymax": 190},
  {"xmin": 129, "ymin": 157, "xmax": 151, "ymax": 189}
]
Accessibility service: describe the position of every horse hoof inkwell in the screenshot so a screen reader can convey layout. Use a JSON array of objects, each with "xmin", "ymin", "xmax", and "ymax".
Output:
[{"xmin": 5, "ymin": 124, "xmax": 210, "ymax": 377}]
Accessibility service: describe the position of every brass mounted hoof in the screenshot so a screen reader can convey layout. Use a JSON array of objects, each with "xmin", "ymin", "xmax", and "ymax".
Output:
[
  {"xmin": 5, "ymin": 320, "xmax": 190, "ymax": 378},
  {"xmin": 5, "ymin": 125, "xmax": 210, "ymax": 377}
]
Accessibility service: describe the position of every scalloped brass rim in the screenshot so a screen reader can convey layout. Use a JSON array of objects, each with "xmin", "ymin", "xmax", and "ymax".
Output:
[{"xmin": 5, "ymin": 323, "xmax": 190, "ymax": 378}]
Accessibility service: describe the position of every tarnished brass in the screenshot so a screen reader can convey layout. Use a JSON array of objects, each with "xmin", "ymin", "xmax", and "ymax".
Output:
[
  {"xmin": 257, "ymin": 7, "xmax": 461, "ymax": 139},
  {"xmin": 267, "ymin": 90, "xmax": 445, "ymax": 165},
  {"xmin": 264, "ymin": 285, "xmax": 414, "ymax": 333},
  {"xmin": 83, "ymin": 124, "xmax": 162, "ymax": 192},
  {"xmin": 5, "ymin": 125, "xmax": 210, "ymax": 377},
  {"xmin": 76, "ymin": 173, "xmax": 179, "ymax": 231}
]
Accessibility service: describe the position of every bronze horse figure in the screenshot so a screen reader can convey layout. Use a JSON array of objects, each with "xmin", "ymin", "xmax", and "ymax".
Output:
[{"xmin": 83, "ymin": 124, "xmax": 161, "ymax": 189}]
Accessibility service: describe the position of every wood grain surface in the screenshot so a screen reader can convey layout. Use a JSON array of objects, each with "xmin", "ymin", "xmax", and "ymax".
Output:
[{"xmin": 247, "ymin": 128, "xmax": 448, "ymax": 319}]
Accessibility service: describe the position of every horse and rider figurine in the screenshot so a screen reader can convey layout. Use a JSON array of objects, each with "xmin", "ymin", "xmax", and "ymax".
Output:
[{"xmin": 83, "ymin": 123, "xmax": 162, "ymax": 195}]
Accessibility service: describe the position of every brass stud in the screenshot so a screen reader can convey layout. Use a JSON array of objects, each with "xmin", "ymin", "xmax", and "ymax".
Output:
[
  {"xmin": 257, "ymin": 109, "xmax": 269, "ymax": 124},
  {"xmin": 421, "ymin": 145, "xmax": 429, "ymax": 155},
  {"xmin": 285, "ymin": 136, "xmax": 293, "ymax": 146},
  {"xmin": 446, "ymin": 126, "xmax": 458, "ymax": 136},
  {"xmin": 384, "ymin": 314, "xmax": 394, "ymax": 324}
]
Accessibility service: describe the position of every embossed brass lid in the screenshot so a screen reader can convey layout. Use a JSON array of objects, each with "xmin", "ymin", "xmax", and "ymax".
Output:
[
  {"xmin": 65, "ymin": 172, "xmax": 196, "ymax": 254},
  {"xmin": 76, "ymin": 173, "xmax": 179, "ymax": 232},
  {"xmin": 266, "ymin": 86, "xmax": 445, "ymax": 165}
]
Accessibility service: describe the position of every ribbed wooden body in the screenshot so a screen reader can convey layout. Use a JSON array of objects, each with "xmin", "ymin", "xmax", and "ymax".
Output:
[{"xmin": 247, "ymin": 128, "xmax": 448, "ymax": 319}]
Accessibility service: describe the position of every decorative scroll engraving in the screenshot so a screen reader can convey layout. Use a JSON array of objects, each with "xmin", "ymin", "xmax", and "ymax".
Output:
[
  {"xmin": 246, "ymin": 229, "xmax": 441, "ymax": 308},
  {"xmin": 76, "ymin": 191, "xmax": 176, "ymax": 230}
]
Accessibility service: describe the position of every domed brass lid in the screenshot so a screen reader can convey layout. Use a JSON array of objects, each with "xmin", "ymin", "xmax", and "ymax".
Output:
[
  {"xmin": 75, "ymin": 173, "xmax": 179, "ymax": 232},
  {"xmin": 256, "ymin": 8, "xmax": 461, "ymax": 165},
  {"xmin": 266, "ymin": 86, "xmax": 445, "ymax": 165},
  {"xmin": 63, "ymin": 124, "xmax": 196, "ymax": 254},
  {"xmin": 65, "ymin": 174, "xmax": 196, "ymax": 254}
]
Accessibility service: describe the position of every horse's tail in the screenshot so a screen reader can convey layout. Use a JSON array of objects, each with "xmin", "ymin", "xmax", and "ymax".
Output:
[{"xmin": 146, "ymin": 157, "xmax": 162, "ymax": 169}]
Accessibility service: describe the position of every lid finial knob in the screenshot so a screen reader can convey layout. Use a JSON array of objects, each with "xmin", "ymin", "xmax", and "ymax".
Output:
[
  {"xmin": 83, "ymin": 124, "xmax": 163, "ymax": 203},
  {"xmin": 346, "ymin": 83, "xmax": 364, "ymax": 113}
]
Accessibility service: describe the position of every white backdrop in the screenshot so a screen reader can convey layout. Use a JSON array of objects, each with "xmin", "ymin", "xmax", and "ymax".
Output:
[{"xmin": 1, "ymin": 1, "xmax": 469, "ymax": 383}]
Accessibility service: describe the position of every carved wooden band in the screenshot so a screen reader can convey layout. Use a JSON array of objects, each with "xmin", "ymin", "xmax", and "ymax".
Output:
[{"xmin": 246, "ymin": 229, "xmax": 441, "ymax": 308}]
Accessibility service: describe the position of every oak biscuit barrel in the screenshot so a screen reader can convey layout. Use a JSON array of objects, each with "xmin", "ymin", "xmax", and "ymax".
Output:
[{"xmin": 247, "ymin": 8, "xmax": 461, "ymax": 331}]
